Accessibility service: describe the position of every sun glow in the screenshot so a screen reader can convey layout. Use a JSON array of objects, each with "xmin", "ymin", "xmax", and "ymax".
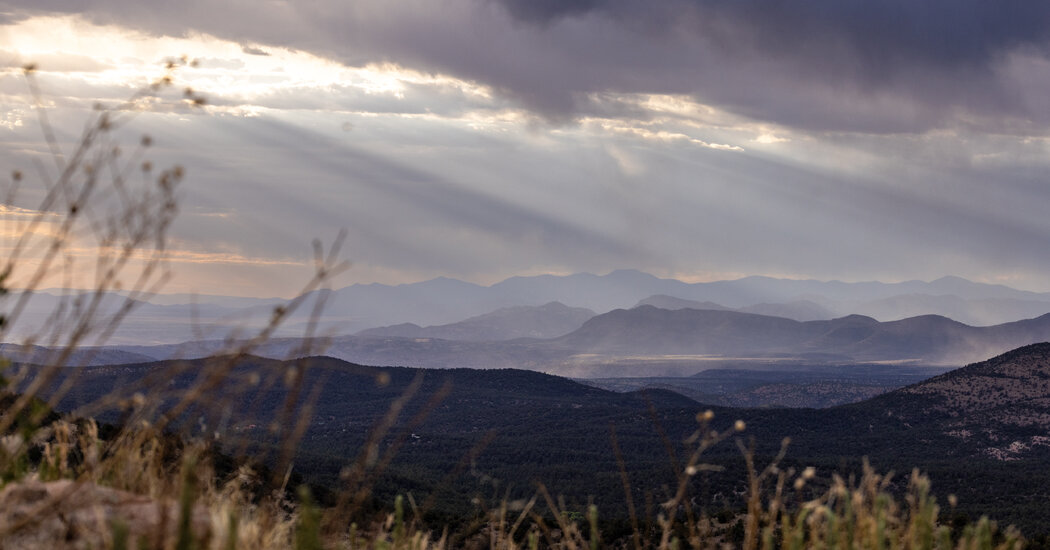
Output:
[{"xmin": 1, "ymin": 14, "xmax": 493, "ymax": 117}]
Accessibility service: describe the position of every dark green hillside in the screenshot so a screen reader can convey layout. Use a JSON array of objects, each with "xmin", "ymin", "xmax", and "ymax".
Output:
[
  {"xmin": 584, "ymin": 363, "xmax": 951, "ymax": 408},
  {"xmin": 847, "ymin": 342, "xmax": 1050, "ymax": 460},
  {"xmin": 18, "ymin": 345, "xmax": 1050, "ymax": 535},
  {"xmin": 25, "ymin": 356, "xmax": 725, "ymax": 524}
]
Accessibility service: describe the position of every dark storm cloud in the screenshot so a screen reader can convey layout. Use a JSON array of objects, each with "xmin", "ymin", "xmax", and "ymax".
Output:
[
  {"xmin": 8, "ymin": 0, "xmax": 1050, "ymax": 133},
  {"xmin": 497, "ymin": 0, "xmax": 1050, "ymax": 71},
  {"xmin": 487, "ymin": 0, "xmax": 1050, "ymax": 130},
  {"xmin": 496, "ymin": 0, "xmax": 605, "ymax": 24}
]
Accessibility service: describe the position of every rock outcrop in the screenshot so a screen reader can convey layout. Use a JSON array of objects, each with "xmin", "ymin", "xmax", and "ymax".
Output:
[{"xmin": 0, "ymin": 479, "xmax": 211, "ymax": 549}]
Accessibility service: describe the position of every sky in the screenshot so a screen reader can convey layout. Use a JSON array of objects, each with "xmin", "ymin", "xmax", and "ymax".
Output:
[{"xmin": 3, "ymin": 1, "xmax": 1050, "ymax": 296}]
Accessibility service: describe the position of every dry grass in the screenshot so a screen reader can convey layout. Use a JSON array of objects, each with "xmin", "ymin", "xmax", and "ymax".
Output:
[{"xmin": 0, "ymin": 411, "xmax": 1029, "ymax": 549}]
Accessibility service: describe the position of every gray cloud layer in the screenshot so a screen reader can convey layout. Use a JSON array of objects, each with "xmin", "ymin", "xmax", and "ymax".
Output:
[{"xmin": 7, "ymin": 0, "xmax": 1050, "ymax": 133}]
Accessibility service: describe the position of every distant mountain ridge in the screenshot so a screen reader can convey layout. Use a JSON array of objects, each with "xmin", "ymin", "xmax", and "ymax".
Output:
[
  {"xmin": 184, "ymin": 270, "xmax": 1050, "ymax": 331},
  {"xmin": 0, "ymin": 343, "xmax": 156, "ymax": 367},
  {"xmin": 9, "ymin": 271, "xmax": 1050, "ymax": 346},
  {"xmin": 311, "ymin": 271, "xmax": 1050, "ymax": 326},
  {"xmin": 635, "ymin": 295, "xmax": 835, "ymax": 321},
  {"xmin": 356, "ymin": 302, "xmax": 595, "ymax": 341},
  {"xmin": 557, "ymin": 306, "xmax": 1050, "ymax": 365},
  {"xmin": 839, "ymin": 293, "xmax": 1050, "ymax": 327},
  {"xmin": 635, "ymin": 295, "xmax": 732, "ymax": 312},
  {"xmin": 92, "ymin": 306, "xmax": 1050, "ymax": 377}
]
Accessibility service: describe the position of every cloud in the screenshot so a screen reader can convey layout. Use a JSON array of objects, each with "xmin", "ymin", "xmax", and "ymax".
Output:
[
  {"xmin": 476, "ymin": 0, "xmax": 1050, "ymax": 132},
  {"xmin": 588, "ymin": 120, "xmax": 744, "ymax": 151},
  {"xmin": 240, "ymin": 44, "xmax": 269, "ymax": 56},
  {"xmin": 6, "ymin": 0, "xmax": 1050, "ymax": 133},
  {"xmin": 140, "ymin": 248, "xmax": 306, "ymax": 266},
  {"xmin": 494, "ymin": 0, "xmax": 1050, "ymax": 71},
  {"xmin": 193, "ymin": 56, "xmax": 244, "ymax": 71},
  {"xmin": 0, "ymin": 49, "xmax": 112, "ymax": 72},
  {"xmin": 496, "ymin": 0, "xmax": 603, "ymax": 24}
]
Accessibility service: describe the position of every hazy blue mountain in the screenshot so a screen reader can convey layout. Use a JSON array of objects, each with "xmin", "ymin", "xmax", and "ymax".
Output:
[
  {"xmin": 290, "ymin": 269, "xmax": 674, "ymax": 333},
  {"xmin": 13, "ymin": 272, "xmax": 1050, "ymax": 346},
  {"xmin": 96, "ymin": 306, "xmax": 1050, "ymax": 378},
  {"xmin": 846, "ymin": 293, "xmax": 1050, "ymax": 326},
  {"xmin": 556, "ymin": 306, "xmax": 1050, "ymax": 365},
  {"xmin": 137, "ymin": 292, "xmax": 283, "ymax": 308},
  {"xmin": 0, "ymin": 290, "xmax": 280, "ymax": 346},
  {"xmin": 286, "ymin": 277, "xmax": 499, "ymax": 335},
  {"xmin": 355, "ymin": 323, "xmax": 425, "ymax": 339},
  {"xmin": 739, "ymin": 300, "xmax": 835, "ymax": 321},
  {"xmin": 635, "ymin": 295, "xmax": 732, "ymax": 311},
  {"xmin": 0, "ymin": 343, "xmax": 156, "ymax": 366},
  {"xmin": 356, "ymin": 302, "xmax": 594, "ymax": 341},
  {"xmin": 487, "ymin": 269, "xmax": 690, "ymax": 311},
  {"xmin": 558, "ymin": 307, "xmax": 812, "ymax": 355},
  {"xmin": 676, "ymin": 290, "xmax": 1050, "ymax": 326},
  {"xmin": 636, "ymin": 295, "xmax": 835, "ymax": 322},
  {"xmin": 303, "ymin": 271, "xmax": 1050, "ymax": 330}
]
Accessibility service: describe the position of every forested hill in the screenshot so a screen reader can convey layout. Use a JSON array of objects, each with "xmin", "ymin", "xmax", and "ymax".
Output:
[
  {"xmin": 17, "ymin": 347, "xmax": 1050, "ymax": 535},
  {"xmin": 845, "ymin": 342, "xmax": 1050, "ymax": 460}
]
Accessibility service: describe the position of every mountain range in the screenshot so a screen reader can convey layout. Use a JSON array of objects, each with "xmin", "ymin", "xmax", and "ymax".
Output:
[
  {"xmin": 90, "ymin": 305, "xmax": 1050, "ymax": 379},
  {"xmin": 635, "ymin": 295, "xmax": 837, "ymax": 321},
  {"xmin": 556, "ymin": 306, "xmax": 1050, "ymax": 363},
  {"xmin": 279, "ymin": 271, "xmax": 1050, "ymax": 331},
  {"xmin": 9, "ymin": 272, "xmax": 1050, "ymax": 346},
  {"xmin": 356, "ymin": 301, "xmax": 595, "ymax": 341}
]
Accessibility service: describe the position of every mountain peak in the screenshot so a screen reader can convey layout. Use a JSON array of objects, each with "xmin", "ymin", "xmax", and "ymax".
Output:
[
  {"xmin": 931, "ymin": 275, "xmax": 970, "ymax": 284},
  {"xmin": 832, "ymin": 314, "xmax": 880, "ymax": 324},
  {"xmin": 604, "ymin": 269, "xmax": 660, "ymax": 281}
]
